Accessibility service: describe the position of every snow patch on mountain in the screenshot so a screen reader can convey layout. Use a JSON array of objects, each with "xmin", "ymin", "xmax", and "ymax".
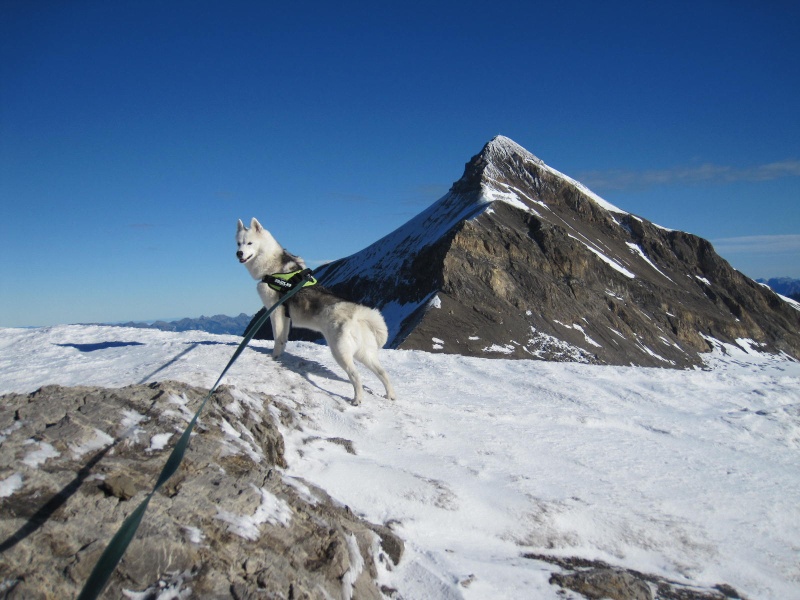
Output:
[
  {"xmin": 570, "ymin": 234, "xmax": 636, "ymax": 278},
  {"xmin": 555, "ymin": 321, "xmax": 602, "ymax": 348},
  {"xmin": 626, "ymin": 242, "xmax": 674, "ymax": 282}
]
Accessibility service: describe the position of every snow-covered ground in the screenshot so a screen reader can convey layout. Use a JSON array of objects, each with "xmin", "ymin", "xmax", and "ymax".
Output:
[{"xmin": 1, "ymin": 325, "xmax": 799, "ymax": 599}]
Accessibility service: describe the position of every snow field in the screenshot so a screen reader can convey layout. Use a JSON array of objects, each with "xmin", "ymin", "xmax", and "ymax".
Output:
[{"xmin": 1, "ymin": 325, "xmax": 799, "ymax": 599}]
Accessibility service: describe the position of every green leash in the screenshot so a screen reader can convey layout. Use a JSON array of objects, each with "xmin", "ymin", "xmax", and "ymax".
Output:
[{"xmin": 77, "ymin": 270, "xmax": 314, "ymax": 600}]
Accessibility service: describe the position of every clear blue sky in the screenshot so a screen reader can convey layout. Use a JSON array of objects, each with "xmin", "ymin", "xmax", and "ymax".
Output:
[{"xmin": 2, "ymin": 0, "xmax": 798, "ymax": 327}]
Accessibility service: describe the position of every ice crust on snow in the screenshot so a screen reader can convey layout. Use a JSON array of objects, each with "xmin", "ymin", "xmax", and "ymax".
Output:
[{"xmin": 1, "ymin": 324, "xmax": 799, "ymax": 599}]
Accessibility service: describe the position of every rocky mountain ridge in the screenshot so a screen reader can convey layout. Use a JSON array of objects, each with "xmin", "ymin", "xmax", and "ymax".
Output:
[{"xmin": 307, "ymin": 136, "xmax": 800, "ymax": 368}]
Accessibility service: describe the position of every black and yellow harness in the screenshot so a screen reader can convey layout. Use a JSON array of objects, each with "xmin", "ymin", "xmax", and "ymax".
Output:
[
  {"xmin": 261, "ymin": 268, "xmax": 318, "ymax": 319},
  {"xmin": 262, "ymin": 268, "xmax": 317, "ymax": 294}
]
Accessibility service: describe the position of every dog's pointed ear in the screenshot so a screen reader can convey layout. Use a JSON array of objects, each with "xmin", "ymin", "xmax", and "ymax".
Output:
[
  {"xmin": 251, "ymin": 218, "xmax": 263, "ymax": 232},
  {"xmin": 237, "ymin": 219, "xmax": 245, "ymax": 232}
]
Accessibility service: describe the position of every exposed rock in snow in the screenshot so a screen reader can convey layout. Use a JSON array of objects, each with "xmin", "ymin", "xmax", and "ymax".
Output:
[{"xmin": 0, "ymin": 382, "xmax": 400, "ymax": 599}]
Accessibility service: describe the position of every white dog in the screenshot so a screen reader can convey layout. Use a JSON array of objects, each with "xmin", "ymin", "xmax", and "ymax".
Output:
[{"xmin": 236, "ymin": 218, "xmax": 396, "ymax": 405}]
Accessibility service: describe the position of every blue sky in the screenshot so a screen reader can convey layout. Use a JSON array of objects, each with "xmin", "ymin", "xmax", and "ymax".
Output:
[{"xmin": 2, "ymin": 0, "xmax": 798, "ymax": 327}]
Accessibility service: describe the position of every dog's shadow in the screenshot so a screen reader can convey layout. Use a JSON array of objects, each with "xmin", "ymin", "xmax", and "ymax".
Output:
[{"xmin": 251, "ymin": 348, "xmax": 355, "ymax": 403}]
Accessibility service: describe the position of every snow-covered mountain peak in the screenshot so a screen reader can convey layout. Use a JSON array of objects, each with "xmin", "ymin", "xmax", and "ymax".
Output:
[
  {"xmin": 475, "ymin": 135, "xmax": 629, "ymax": 217},
  {"xmin": 294, "ymin": 135, "xmax": 800, "ymax": 368},
  {"xmin": 482, "ymin": 135, "xmax": 545, "ymax": 166}
]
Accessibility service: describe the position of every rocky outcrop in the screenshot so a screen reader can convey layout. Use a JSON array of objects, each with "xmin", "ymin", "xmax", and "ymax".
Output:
[
  {"xmin": 525, "ymin": 554, "xmax": 746, "ymax": 600},
  {"xmin": 0, "ymin": 382, "xmax": 402, "ymax": 599},
  {"xmin": 308, "ymin": 136, "xmax": 800, "ymax": 367}
]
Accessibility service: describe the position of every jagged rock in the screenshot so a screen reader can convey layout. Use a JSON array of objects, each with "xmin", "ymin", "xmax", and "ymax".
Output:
[
  {"xmin": 551, "ymin": 568, "xmax": 653, "ymax": 600},
  {"xmin": 0, "ymin": 382, "xmax": 399, "ymax": 599},
  {"xmin": 292, "ymin": 135, "xmax": 800, "ymax": 368},
  {"xmin": 525, "ymin": 553, "xmax": 746, "ymax": 600}
]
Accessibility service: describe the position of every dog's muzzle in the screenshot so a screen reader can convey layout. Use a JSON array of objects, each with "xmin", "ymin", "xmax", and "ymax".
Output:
[{"xmin": 237, "ymin": 251, "xmax": 251, "ymax": 264}]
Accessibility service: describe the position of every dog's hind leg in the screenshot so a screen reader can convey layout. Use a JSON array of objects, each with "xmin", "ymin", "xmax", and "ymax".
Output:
[
  {"xmin": 329, "ymin": 343, "xmax": 364, "ymax": 405},
  {"xmin": 358, "ymin": 352, "xmax": 396, "ymax": 400}
]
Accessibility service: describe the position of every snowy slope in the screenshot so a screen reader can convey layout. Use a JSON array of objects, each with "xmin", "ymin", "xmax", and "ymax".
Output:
[{"xmin": 1, "ymin": 325, "xmax": 799, "ymax": 599}]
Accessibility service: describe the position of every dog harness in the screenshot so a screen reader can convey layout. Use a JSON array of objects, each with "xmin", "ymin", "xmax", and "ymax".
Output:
[{"xmin": 262, "ymin": 268, "xmax": 317, "ymax": 294}]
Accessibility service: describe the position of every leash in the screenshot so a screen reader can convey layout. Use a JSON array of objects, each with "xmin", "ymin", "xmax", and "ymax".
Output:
[{"xmin": 77, "ymin": 269, "xmax": 315, "ymax": 600}]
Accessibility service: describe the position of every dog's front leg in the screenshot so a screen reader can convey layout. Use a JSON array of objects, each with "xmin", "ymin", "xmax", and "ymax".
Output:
[
  {"xmin": 258, "ymin": 284, "xmax": 290, "ymax": 358},
  {"xmin": 270, "ymin": 305, "xmax": 291, "ymax": 357}
]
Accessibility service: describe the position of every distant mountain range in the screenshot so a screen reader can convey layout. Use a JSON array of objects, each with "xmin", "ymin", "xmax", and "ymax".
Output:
[
  {"xmin": 108, "ymin": 313, "xmax": 253, "ymax": 335},
  {"xmin": 756, "ymin": 277, "xmax": 800, "ymax": 302}
]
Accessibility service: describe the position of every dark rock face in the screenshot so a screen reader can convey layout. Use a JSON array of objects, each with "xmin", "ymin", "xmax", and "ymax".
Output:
[
  {"xmin": 0, "ymin": 382, "xmax": 400, "ymax": 599},
  {"xmin": 314, "ymin": 136, "xmax": 800, "ymax": 367}
]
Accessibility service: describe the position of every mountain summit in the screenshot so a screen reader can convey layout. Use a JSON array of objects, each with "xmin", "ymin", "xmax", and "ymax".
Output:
[{"xmin": 309, "ymin": 136, "xmax": 800, "ymax": 367}]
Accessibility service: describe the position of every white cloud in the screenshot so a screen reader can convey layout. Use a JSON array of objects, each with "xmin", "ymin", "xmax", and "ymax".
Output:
[
  {"xmin": 578, "ymin": 159, "xmax": 800, "ymax": 191},
  {"xmin": 711, "ymin": 234, "xmax": 800, "ymax": 254}
]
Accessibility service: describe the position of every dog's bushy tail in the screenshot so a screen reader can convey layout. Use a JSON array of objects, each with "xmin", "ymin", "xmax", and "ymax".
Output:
[{"xmin": 359, "ymin": 306, "xmax": 389, "ymax": 348}]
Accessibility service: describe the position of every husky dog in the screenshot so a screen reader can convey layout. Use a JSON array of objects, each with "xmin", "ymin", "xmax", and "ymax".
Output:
[{"xmin": 236, "ymin": 218, "xmax": 396, "ymax": 405}]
